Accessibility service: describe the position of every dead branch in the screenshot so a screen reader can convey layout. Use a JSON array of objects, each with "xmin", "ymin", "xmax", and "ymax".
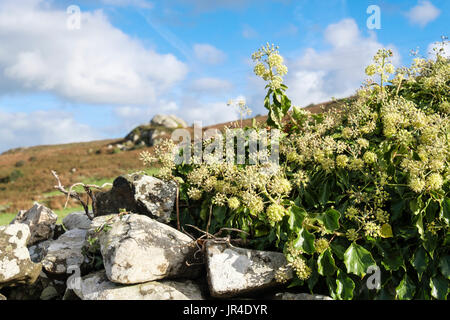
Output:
[{"xmin": 51, "ymin": 170, "xmax": 112, "ymax": 221}]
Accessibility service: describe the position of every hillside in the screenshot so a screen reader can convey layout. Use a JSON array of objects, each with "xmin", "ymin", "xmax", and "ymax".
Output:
[{"xmin": 0, "ymin": 98, "xmax": 349, "ymax": 218}]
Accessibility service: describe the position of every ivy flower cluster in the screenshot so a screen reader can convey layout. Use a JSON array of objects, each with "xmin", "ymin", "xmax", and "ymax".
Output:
[{"xmin": 252, "ymin": 43, "xmax": 288, "ymax": 90}]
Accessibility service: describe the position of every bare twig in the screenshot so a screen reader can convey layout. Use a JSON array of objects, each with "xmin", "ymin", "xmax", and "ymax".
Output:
[{"xmin": 51, "ymin": 170, "xmax": 112, "ymax": 221}]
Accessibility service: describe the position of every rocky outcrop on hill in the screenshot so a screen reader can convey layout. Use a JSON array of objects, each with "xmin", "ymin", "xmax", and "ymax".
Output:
[{"xmin": 116, "ymin": 114, "xmax": 189, "ymax": 151}]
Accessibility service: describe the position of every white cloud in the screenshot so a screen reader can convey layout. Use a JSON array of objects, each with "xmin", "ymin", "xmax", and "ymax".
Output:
[
  {"xmin": 406, "ymin": 1, "xmax": 441, "ymax": 27},
  {"xmin": 285, "ymin": 19, "xmax": 400, "ymax": 106},
  {"xmin": 100, "ymin": 0, "xmax": 154, "ymax": 8},
  {"xmin": 114, "ymin": 100, "xmax": 179, "ymax": 128},
  {"xmin": 0, "ymin": 109, "xmax": 101, "ymax": 152},
  {"xmin": 0, "ymin": 0, "xmax": 188, "ymax": 105},
  {"xmin": 189, "ymin": 77, "xmax": 233, "ymax": 94},
  {"xmin": 193, "ymin": 44, "xmax": 227, "ymax": 65}
]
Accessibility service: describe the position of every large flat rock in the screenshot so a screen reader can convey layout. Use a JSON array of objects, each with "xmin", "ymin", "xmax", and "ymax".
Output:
[
  {"xmin": 205, "ymin": 241, "xmax": 293, "ymax": 298},
  {"xmin": 87, "ymin": 214, "xmax": 201, "ymax": 285},
  {"xmin": 74, "ymin": 271, "xmax": 204, "ymax": 300}
]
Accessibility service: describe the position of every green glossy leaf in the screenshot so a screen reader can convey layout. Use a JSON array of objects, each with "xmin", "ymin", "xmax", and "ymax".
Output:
[
  {"xmin": 344, "ymin": 243, "xmax": 377, "ymax": 278},
  {"xmin": 307, "ymin": 258, "xmax": 319, "ymax": 293},
  {"xmin": 317, "ymin": 249, "xmax": 337, "ymax": 276},
  {"xmin": 294, "ymin": 227, "xmax": 315, "ymax": 255},
  {"xmin": 429, "ymin": 275, "xmax": 448, "ymax": 300},
  {"xmin": 335, "ymin": 270, "xmax": 355, "ymax": 300},
  {"xmin": 438, "ymin": 255, "xmax": 450, "ymax": 279},
  {"xmin": 212, "ymin": 206, "xmax": 227, "ymax": 224},
  {"xmin": 395, "ymin": 274, "xmax": 416, "ymax": 300},
  {"xmin": 380, "ymin": 247, "xmax": 404, "ymax": 272},
  {"xmin": 410, "ymin": 246, "xmax": 429, "ymax": 280},
  {"xmin": 288, "ymin": 206, "xmax": 306, "ymax": 232},
  {"xmin": 442, "ymin": 197, "xmax": 450, "ymax": 224},
  {"xmin": 319, "ymin": 208, "xmax": 341, "ymax": 232},
  {"xmin": 422, "ymin": 231, "xmax": 438, "ymax": 257},
  {"xmin": 330, "ymin": 241, "xmax": 346, "ymax": 260},
  {"xmin": 414, "ymin": 213, "xmax": 424, "ymax": 240}
]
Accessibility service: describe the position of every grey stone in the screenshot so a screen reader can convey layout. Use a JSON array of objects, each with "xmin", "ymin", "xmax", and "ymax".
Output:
[
  {"xmin": 272, "ymin": 292, "xmax": 333, "ymax": 300},
  {"xmin": 205, "ymin": 241, "xmax": 293, "ymax": 298},
  {"xmin": 10, "ymin": 203, "xmax": 57, "ymax": 245},
  {"xmin": 62, "ymin": 211, "xmax": 92, "ymax": 230},
  {"xmin": 74, "ymin": 271, "xmax": 204, "ymax": 300},
  {"xmin": 94, "ymin": 173, "xmax": 177, "ymax": 223},
  {"xmin": 0, "ymin": 224, "xmax": 42, "ymax": 289},
  {"xmin": 28, "ymin": 239, "xmax": 52, "ymax": 263},
  {"xmin": 42, "ymin": 228, "xmax": 88, "ymax": 275},
  {"xmin": 87, "ymin": 214, "xmax": 201, "ymax": 285},
  {"xmin": 40, "ymin": 286, "xmax": 59, "ymax": 300}
]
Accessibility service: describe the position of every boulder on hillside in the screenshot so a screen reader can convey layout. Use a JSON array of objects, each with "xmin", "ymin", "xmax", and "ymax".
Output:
[
  {"xmin": 122, "ymin": 114, "xmax": 188, "ymax": 150},
  {"xmin": 73, "ymin": 270, "xmax": 204, "ymax": 300},
  {"xmin": 205, "ymin": 240, "xmax": 293, "ymax": 298},
  {"xmin": 86, "ymin": 214, "xmax": 201, "ymax": 285},
  {"xmin": 150, "ymin": 114, "xmax": 188, "ymax": 129},
  {"xmin": 94, "ymin": 173, "xmax": 177, "ymax": 223},
  {"xmin": 10, "ymin": 203, "xmax": 58, "ymax": 246},
  {"xmin": 0, "ymin": 224, "xmax": 42, "ymax": 289}
]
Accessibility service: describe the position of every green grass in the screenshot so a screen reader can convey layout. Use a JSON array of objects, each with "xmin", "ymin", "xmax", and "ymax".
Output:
[{"xmin": 0, "ymin": 206, "xmax": 84, "ymax": 226}]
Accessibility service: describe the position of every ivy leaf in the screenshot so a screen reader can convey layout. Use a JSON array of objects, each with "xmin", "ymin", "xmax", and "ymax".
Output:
[
  {"xmin": 294, "ymin": 227, "xmax": 315, "ymax": 255},
  {"xmin": 429, "ymin": 275, "xmax": 448, "ymax": 300},
  {"xmin": 395, "ymin": 274, "xmax": 416, "ymax": 300},
  {"xmin": 288, "ymin": 206, "xmax": 306, "ymax": 232},
  {"xmin": 441, "ymin": 197, "xmax": 450, "ymax": 224},
  {"xmin": 438, "ymin": 255, "xmax": 450, "ymax": 280},
  {"xmin": 414, "ymin": 212, "xmax": 425, "ymax": 240},
  {"xmin": 212, "ymin": 206, "xmax": 227, "ymax": 224},
  {"xmin": 380, "ymin": 246, "xmax": 404, "ymax": 272},
  {"xmin": 317, "ymin": 249, "xmax": 337, "ymax": 276},
  {"xmin": 335, "ymin": 270, "xmax": 355, "ymax": 300},
  {"xmin": 330, "ymin": 241, "xmax": 346, "ymax": 260},
  {"xmin": 344, "ymin": 243, "xmax": 377, "ymax": 278},
  {"xmin": 318, "ymin": 208, "xmax": 341, "ymax": 232},
  {"xmin": 307, "ymin": 258, "xmax": 319, "ymax": 293},
  {"xmin": 380, "ymin": 224, "xmax": 393, "ymax": 238},
  {"xmin": 422, "ymin": 231, "xmax": 438, "ymax": 258},
  {"xmin": 410, "ymin": 246, "xmax": 429, "ymax": 281}
]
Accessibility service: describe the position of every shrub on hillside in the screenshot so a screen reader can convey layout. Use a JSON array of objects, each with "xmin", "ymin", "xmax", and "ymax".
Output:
[{"xmin": 141, "ymin": 42, "xmax": 449, "ymax": 299}]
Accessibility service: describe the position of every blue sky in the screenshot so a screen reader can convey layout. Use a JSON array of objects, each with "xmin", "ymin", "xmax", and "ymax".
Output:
[{"xmin": 0, "ymin": 0, "xmax": 448, "ymax": 152}]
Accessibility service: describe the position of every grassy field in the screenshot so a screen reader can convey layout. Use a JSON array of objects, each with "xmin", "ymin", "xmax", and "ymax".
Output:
[{"xmin": 0, "ymin": 205, "xmax": 84, "ymax": 226}]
